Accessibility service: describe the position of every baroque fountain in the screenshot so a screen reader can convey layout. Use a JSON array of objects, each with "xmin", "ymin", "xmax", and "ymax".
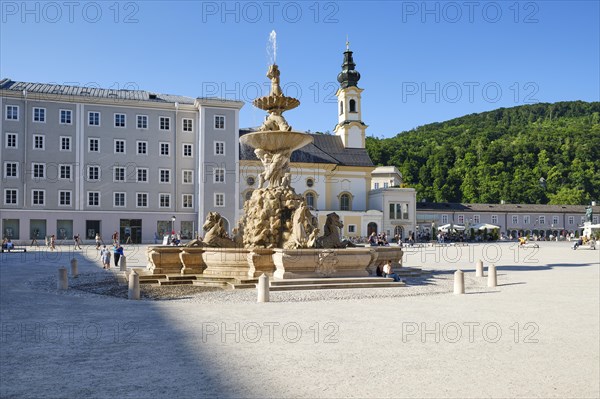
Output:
[{"xmin": 146, "ymin": 34, "xmax": 403, "ymax": 283}]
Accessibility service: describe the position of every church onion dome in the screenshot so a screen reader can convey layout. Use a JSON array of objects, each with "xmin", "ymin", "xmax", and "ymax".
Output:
[{"xmin": 337, "ymin": 48, "xmax": 361, "ymax": 88}]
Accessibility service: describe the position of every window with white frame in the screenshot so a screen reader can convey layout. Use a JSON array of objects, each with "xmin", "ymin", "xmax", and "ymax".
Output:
[
  {"xmin": 182, "ymin": 170, "xmax": 193, "ymax": 184},
  {"xmin": 183, "ymin": 118, "xmax": 193, "ymax": 132},
  {"xmin": 32, "ymin": 163, "xmax": 45, "ymax": 179},
  {"xmin": 159, "ymin": 116, "xmax": 170, "ymax": 130},
  {"xmin": 60, "ymin": 136, "xmax": 71, "ymax": 151},
  {"xmin": 58, "ymin": 190, "xmax": 72, "ymax": 206},
  {"xmin": 159, "ymin": 169, "xmax": 170, "ymax": 183},
  {"xmin": 114, "ymin": 113, "xmax": 126, "ymax": 127},
  {"xmin": 552, "ymin": 216, "xmax": 559, "ymax": 226},
  {"xmin": 60, "ymin": 109, "xmax": 72, "ymax": 124},
  {"xmin": 383, "ymin": 182, "xmax": 389, "ymax": 188},
  {"xmin": 136, "ymin": 193, "xmax": 148, "ymax": 208},
  {"xmin": 88, "ymin": 191, "xmax": 100, "ymax": 206},
  {"xmin": 214, "ymin": 141, "xmax": 225, "ymax": 155},
  {"xmin": 581, "ymin": 216, "xmax": 586, "ymax": 224},
  {"xmin": 33, "ymin": 134, "xmax": 45, "ymax": 150},
  {"xmin": 473, "ymin": 215, "xmax": 480, "ymax": 223},
  {"xmin": 457, "ymin": 214, "xmax": 464, "ymax": 224},
  {"xmin": 340, "ymin": 193, "xmax": 351, "ymax": 211},
  {"xmin": 113, "ymin": 192, "xmax": 126, "ymax": 207},
  {"xmin": 491, "ymin": 215, "xmax": 499, "ymax": 224},
  {"xmin": 214, "ymin": 193, "xmax": 225, "ymax": 207},
  {"xmin": 568, "ymin": 216, "xmax": 575, "ymax": 225},
  {"xmin": 88, "ymin": 138, "xmax": 99, "ymax": 152},
  {"xmin": 137, "ymin": 141, "xmax": 147, "ymax": 155},
  {"xmin": 182, "ymin": 194, "xmax": 193, "ymax": 208},
  {"xmin": 4, "ymin": 189, "xmax": 17, "ymax": 205},
  {"xmin": 374, "ymin": 182, "xmax": 379, "ymax": 189},
  {"xmin": 114, "ymin": 139, "xmax": 125, "ymax": 154},
  {"xmin": 305, "ymin": 192, "xmax": 315, "ymax": 208},
  {"xmin": 87, "ymin": 165, "xmax": 100, "ymax": 181},
  {"xmin": 5, "ymin": 105, "xmax": 19, "ymax": 120},
  {"xmin": 524, "ymin": 215, "xmax": 530, "ymax": 224},
  {"xmin": 136, "ymin": 168, "xmax": 148, "ymax": 183},
  {"xmin": 113, "ymin": 166, "xmax": 125, "ymax": 182},
  {"xmin": 594, "ymin": 216, "xmax": 599, "ymax": 224},
  {"xmin": 32, "ymin": 190, "xmax": 45, "ymax": 205},
  {"xmin": 214, "ymin": 115, "xmax": 225, "ymax": 129},
  {"xmin": 59, "ymin": 164, "xmax": 72, "ymax": 180},
  {"xmin": 5, "ymin": 133, "xmax": 17, "ymax": 148},
  {"xmin": 33, "ymin": 107, "xmax": 46, "ymax": 122},
  {"xmin": 539, "ymin": 216, "xmax": 545, "ymax": 225},
  {"xmin": 137, "ymin": 115, "xmax": 148, "ymax": 129},
  {"xmin": 183, "ymin": 144, "xmax": 193, "ymax": 157},
  {"xmin": 213, "ymin": 168, "xmax": 225, "ymax": 183},
  {"xmin": 389, "ymin": 203, "xmax": 404, "ymax": 219},
  {"xmin": 348, "ymin": 225, "xmax": 356, "ymax": 233},
  {"xmin": 403, "ymin": 204, "xmax": 410, "ymax": 220},
  {"xmin": 441, "ymin": 214, "xmax": 449, "ymax": 224},
  {"xmin": 512, "ymin": 215, "xmax": 518, "ymax": 225},
  {"xmin": 159, "ymin": 142, "xmax": 170, "ymax": 156},
  {"xmin": 4, "ymin": 162, "xmax": 18, "ymax": 178},
  {"xmin": 159, "ymin": 193, "xmax": 171, "ymax": 208},
  {"xmin": 88, "ymin": 111, "xmax": 100, "ymax": 126}
]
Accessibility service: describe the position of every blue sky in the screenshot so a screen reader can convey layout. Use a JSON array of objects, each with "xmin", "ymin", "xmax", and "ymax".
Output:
[{"xmin": 2, "ymin": 1, "xmax": 598, "ymax": 137}]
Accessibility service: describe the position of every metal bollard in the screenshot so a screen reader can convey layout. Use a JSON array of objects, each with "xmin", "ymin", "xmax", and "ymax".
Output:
[
  {"xmin": 57, "ymin": 267, "xmax": 68, "ymax": 290},
  {"xmin": 475, "ymin": 259, "xmax": 484, "ymax": 277},
  {"xmin": 488, "ymin": 264, "xmax": 497, "ymax": 287},
  {"xmin": 257, "ymin": 273, "xmax": 270, "ymax": 302},
  {"xmin": 70, "ymin": 258, "xmax": 78, "ymax": 278},
  {"xmin": 453, "ymin": 269, "xmax": 465, "ymax": 294},
  {"xmin": 120, "ymin": 256, "xmax": 127, "ymax": 272},
  {"xmin": 128, "ymin": 270, "xmax": 140, "ymax": 300}
]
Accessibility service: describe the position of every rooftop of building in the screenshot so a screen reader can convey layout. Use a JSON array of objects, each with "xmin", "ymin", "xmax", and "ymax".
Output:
[
  {"xmin": 239, "ymin": 128, "xmax": 374, "ymax": 167},
  {"xmin": 0, "ymin": 78, "xmax": 242, "ymax": 106},
  {"xmin": 417, "ymin": 202, "xmax": 600, "ymax": 213}
]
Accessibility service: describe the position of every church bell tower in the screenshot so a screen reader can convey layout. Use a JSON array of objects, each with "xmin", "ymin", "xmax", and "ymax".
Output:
[{"xmin": 334, "ymin": 41, "xmax": 368, "ymax": 148}]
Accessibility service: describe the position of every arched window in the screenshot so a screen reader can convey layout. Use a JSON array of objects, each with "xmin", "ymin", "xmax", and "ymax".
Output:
[
  {"xmin": 368, "ymin": 222, "xmax": 378, "ymax": 235},
  {"xmin": 339, "ymin": 101, "xmax": 343, "ymax": 115},
  {"xmin": 340, "ymin": 193, "xmax": 351, "ymax": 211},
  {"xmin": 305, "ymin": 192, "xmax": 315, "ymax": 208},
  {"xmin": 349, "ymin": 99, "xmax": 356, "ymax": 113}
]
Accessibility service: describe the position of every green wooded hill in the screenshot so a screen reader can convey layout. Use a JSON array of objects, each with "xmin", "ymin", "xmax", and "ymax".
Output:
[{"xmin": 366, "ymin": 101, "xmax": 600, "ymax": 205}]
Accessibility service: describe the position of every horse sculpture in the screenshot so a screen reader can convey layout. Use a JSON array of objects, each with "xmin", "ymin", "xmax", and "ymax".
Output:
[
  {"xmin": 199, "ymin": 212, "xmax": 237, "ymax": 248},
  {"xmin": 315, "ymin": 212, "xmax": 357, "ymax": 249}
]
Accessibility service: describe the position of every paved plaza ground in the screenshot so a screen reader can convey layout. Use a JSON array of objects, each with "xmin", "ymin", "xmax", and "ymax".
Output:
[{"xmin": 1, "ymin": 241, "xmax": 598, "ymax": 398}]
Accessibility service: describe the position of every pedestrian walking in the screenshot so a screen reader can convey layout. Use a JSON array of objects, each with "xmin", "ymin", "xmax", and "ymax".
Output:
[
  {"xmin": 73, "ymin": 234, "xmax": 82, "ymax": 250},
  {"xmin": 100, "ymin": 245, "xmax": 112, "ymax": 269}
]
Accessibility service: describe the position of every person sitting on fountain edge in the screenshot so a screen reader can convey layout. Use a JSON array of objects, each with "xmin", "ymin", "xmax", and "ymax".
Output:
[{"xmin": 383, "ymin": 261, "xmax": 402, "ymax": 282}]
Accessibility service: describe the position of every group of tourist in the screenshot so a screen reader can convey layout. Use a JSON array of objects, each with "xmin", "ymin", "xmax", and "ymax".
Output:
[
  {"xmin": 368, "ymin": 232, "xmax": 392, "ymax": 246},
  {"xmin": 99, "ymin": 242, "xmax": 124, "ymax": 269}
]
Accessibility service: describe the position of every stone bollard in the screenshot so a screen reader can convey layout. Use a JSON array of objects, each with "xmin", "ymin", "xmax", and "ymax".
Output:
[
  {"xmin": 57, "ymin": 267, "xmax": 68, "ymax": 290},
  {"xmin": 120, "ymin": 256, "xmax": 127, "ymax": 272},
  {"xmin": 453, "ymin": 269, "xmax": 465, "ymax": 294},
  {"xmin": 257, "ymin": 273, "xmax": 270, "ymax": 303},
  {"xmin": 70, "ymin": 258, "xmax": 78, "ymax": 278},
  {"xmin": 128, "ymin": 270, "xmax": 140, "ymax": 300},
  {"xmin": 488, "ymin": 264, "xmax": 497, "ymax": 287},
  {"xmin": 475, "ymin": 259, "xmax": 484, "ymax": 277}
]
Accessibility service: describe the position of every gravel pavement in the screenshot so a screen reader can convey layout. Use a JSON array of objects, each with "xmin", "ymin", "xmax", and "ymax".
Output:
[{"xmin": 1, "ymin": 242, "xmax": 598, "ymax": 398}]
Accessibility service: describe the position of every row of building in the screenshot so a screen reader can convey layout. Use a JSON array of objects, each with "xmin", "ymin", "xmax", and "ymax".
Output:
[{"xmin": 1, "ymin": 48, "xmax": 596, "ymax": 243}]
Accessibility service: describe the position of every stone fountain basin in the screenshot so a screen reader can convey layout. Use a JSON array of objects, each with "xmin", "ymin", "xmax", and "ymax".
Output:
[
  {"xmin": 240, "ymin": 131, "xmax": 313, "ymax": 152},
  {"xmin": 146, "ymin": 246, "xmax": 403, "ymax": 280}
]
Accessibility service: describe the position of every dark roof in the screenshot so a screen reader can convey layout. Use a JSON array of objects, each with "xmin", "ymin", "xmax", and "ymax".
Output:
[
  {"xmin": 239, "ymin": 129, "xmax": 374, "ymax": 167},
  {"xmin": 417, "ymin": 202, "xmax": 600, "ymax": 213},
  {"xmin": 0, "ymin": 78, "xmax": 239, "ymax": 104}
]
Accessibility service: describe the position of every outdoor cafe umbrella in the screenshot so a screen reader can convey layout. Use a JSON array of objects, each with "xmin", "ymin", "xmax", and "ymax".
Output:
[
  {"xmin": 438, "ymin": 223, "xmax": 466, "ymax": 232},
  {"xmin": 472, "ymin": 223, "xmax": 501, "ymax": 231}
]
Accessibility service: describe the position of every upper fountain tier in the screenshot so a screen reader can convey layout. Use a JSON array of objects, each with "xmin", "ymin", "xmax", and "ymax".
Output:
[{"xmin": 242, "ymin": 64, "xmax": 312, "ymax": 153}]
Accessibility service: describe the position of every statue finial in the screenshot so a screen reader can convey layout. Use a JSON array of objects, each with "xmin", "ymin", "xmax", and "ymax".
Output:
[{"xmin": 346, "ymin": 35, "xmax": 350, "ymax": 50}]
